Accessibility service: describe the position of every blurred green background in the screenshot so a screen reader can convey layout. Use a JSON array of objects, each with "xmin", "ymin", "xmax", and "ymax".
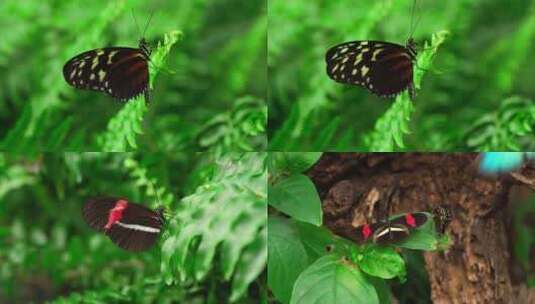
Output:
[
  {"xmin": 0, "ymin": 0, "xmax": 266, "ymax": 152},
  {"xmin": 0, "ymin": 152, "xmax": 266, "ymax": 303},
  {"xmin": 268, "ymin": 0, "xmax": 535, "ymax": 151}
]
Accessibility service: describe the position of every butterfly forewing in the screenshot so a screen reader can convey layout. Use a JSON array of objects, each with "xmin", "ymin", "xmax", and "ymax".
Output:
[
  {"xmin": 82, "ymin": 197, "xmax": 117, "ymax": 232},
  {"xmin": 63, "ymin": 41, "xmax": 150, "ymax": 102},
  {"xmin": 325, "ymin": 40, "xmax": 416, "ymax": 99},
  {"xmin": 82, "ymin": 197, "xmax": 164, "ymax": 251}
]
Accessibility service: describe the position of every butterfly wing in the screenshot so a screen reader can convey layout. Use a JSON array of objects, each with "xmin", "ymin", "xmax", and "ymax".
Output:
[
  {"xmin": 479, "ymin": 152, "xmax": 524, "ymax": 174},
  {"xmin": 63, "ymin": 47, "xmax": 149, "ymax": 101},
  {"xmin": 325, "ymin": 40, "xmax": 414, "ymax": 98},
  {"xmin": 105, "ymin": 201, "xmax": 164, "ymax": 251},
  {"xmin": 82, "ymin": 197, "xmax": 119, "ymax": 232},
  {"xmin": 389, "ymin": 212, "xmax": 429, "ymax": 229},
  {"xmin": 373, "ymin": 224, "xmax": 410, "ymax": 244}
]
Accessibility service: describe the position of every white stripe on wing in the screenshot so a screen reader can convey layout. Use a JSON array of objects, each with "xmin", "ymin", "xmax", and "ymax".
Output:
[{"xmin": 116, "ymin": 221, "xmax": 160, "ymax": 233}]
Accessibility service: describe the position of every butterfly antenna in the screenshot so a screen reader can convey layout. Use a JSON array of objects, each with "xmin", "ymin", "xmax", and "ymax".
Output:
[
  {"xmin": 407, "ymin": 0, "xmax": 417, "ymax": 41},
  {"xmin": 131, "ymin": 10, "xmax": 142, "ymax": 38},
  {"xmin": 142, "ymin": 11, "xmax": 155, "ymax": 39}
]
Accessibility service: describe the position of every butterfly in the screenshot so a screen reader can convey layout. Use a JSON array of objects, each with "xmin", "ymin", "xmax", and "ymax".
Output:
[
  {"xmin": 82, "ymin": 197, "xmax": 165, "ymax": 251},
  {"xmin": 325, "ymin": 38, "xmax": 417, "ymax": 100},
  {"xmin": 478, "ymin": 152, "xmax": 535, "ymax": 174},
  {"xmin": 361, "ymin": 212, "xmax": 428, "ymax": 244},
  {"xmin": 63, "ymin": 38, "xmax": 151, "ymax": 102}
]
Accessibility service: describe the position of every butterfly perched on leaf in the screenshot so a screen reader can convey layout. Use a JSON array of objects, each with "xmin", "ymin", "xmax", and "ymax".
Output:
[
  {"xmin": 478, "ymin": 152, "xmax": 535, "ymax": 175},
  {"xmin": 325, "ymin": 38, "xmax": 417, "ymax": 100},
  {"xmin": 83, "ymin": 197, "xmax": 165, "ymax": 251},
  {"xmin": 63, "ymin": 38, "xmax": 152, "ymax": 102},
  {"xmin": 359, "ymin": 211, "xmax": 428, "ymax": 244}
]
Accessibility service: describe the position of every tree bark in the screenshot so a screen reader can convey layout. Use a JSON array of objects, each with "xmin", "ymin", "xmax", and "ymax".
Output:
[{"xmin": 306, "ymin": 153, "xmax": 535, "ymax": 304}]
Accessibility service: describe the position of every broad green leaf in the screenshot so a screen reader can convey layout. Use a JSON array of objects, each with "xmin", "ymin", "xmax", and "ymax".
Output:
[
  {"xmin": 269, "ymin": 152, "xmax": 323, "ymax": 176},
  {"xmin": 268, "ymin": 174, "xmax": 322, "ymax": 226},
  {"xmin": 161, "ymin": 153, "xmax": 266, "ymax": 302},
  {"xmin": 290, "ymin": 254, "xmax": 379, "ymax": 304},
  {"xmin": 356, "ymin": 246, "xmax": 406, "ymax": 280},
  {"xmin": 268, "ymin": 216, "xmax": 310, "ymax": 304}
]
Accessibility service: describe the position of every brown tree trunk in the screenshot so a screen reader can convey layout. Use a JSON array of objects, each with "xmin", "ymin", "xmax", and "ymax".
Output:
[{"xmin": 307, "ymin": 153, "xmax": 535, "ymax": 304}]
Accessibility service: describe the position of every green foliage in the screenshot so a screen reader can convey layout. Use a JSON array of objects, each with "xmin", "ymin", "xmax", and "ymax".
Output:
[
  {"xmin": 96, "ymin": 30, "xmax": 182, "ymax": 152},
  {"xmin": 0, "ymin": 152, "xmax": 265, "ymax": 303},
  {"xmin": 0, "ymin": 1, "xmax": 266, "ymax": 152},
  {"xmin": 291, "ymin": 254, "xmax": 380, "ymax": 304},
  {"xmin": 196, "ymin": 97, "xmax": 267, "ymax": 153},
  {"xmin": 161, "ymin": 153, "xmax": 266, "ymax": 302},
  {"xmin": 268, "ymin": 152, "xmax": 323, "ymax": 225},
  {"xmin": 268, "ymin": 174, "xmax": 322, "ymax": 226},
  {"xmin": 464, "ymin": 96, "xmax": 535, "ymax": 150},
  {"xmin": 269, "ymin": 0, "xmax": 535, "ymax": 151},
  {"xmin": 268, "ymin": 200, "xmax": 447, "ymax": 303},
  {"xmin": 364, "ymin": 31, "xmax": 448, "ymax": 151}
]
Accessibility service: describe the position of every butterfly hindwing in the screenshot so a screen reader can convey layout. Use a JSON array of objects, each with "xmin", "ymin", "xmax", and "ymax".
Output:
[
  {"xmin": 325, "ymin": 40, "xmax": 416, "ymax": 99},
  {"xmin": 106, "ymin": 222, "xmax": 160, "ymax": 251},
  {"xmin": 63, "ymin": 41, "xmax": 150, "ymax": 102}
]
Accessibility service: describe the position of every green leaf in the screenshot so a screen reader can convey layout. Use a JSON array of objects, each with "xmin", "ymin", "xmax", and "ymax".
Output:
[
  {"xmin": 268, "ymin": 174, "xmax": 322, "ymax": 226},
  {"xmin": 268, "ymin": 152, "xmax": 323, "ymax": 176},
  {"xmin": 161, "ymin": 153, "xmax": 266, "ymax": 302},
  {"xmin": 355, "ymin": 246, "xmax": 406, "ymax": 280},
  {"xmin": 290, "ymin": 254, "xmax": 379, "ymax": 304},
  {"xmin": 268, "ymin": 216, "xmax": 310, "ymax": 304}
]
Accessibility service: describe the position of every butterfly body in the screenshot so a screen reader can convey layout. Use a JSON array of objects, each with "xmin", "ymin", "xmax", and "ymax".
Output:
[
  {"xmin": 63, "ymin": 39, "xmax": 151, "ymax": 102},
  {"xmin": 83, "ymin": 197, "xmax": 164, "ymax": 251},
  {"xmin": 325, "ymin": 38, "xmax": 417, "ymax": 100}
]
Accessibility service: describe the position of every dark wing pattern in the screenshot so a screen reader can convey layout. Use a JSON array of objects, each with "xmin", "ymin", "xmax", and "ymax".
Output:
[
  {"xmin": 325, "ymin": 40, "xmax": 415, "ymax": 99},
  {"xmin": 120, "ymin": 201, "xmax": 164, "ymax": 228},
  {"xmin": 63, "ymin": 46, "xmax": 149, "ymax": 102},
  {"xmin": 82, "ymin": 197, "xmax": 118, "ymax": 232},
  {"xmin": 372, "ymin": 224, "xmax": 410, "ymax": 244},
  {"xmin": 390, "ymin": 212, "xmax": 428, "ymax": 228},
  {"xmin": 105, "ymin": 201, "xmax": 164, "ymax": 251},
  {"xmin": 106, "ymin": 223, "xmax": 160, "ymax": 251}
]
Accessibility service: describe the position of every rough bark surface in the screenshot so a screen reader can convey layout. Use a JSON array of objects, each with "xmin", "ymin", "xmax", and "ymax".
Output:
[{"xmin": 306, "ymin": 153, "xmax": 535, "ymax": 304}]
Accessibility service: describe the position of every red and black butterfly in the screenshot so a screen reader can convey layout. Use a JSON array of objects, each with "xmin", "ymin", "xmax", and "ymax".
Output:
[
  {"xmin": 82, "ymin": 197, "xmax": 165, "ymax": 251},
  {"xmin": 325, "ymin": 38, "xmax": 417, "ymax": 100},
  {"xmin": 355, "ymin": 212, "xmax": 429, "ymax": 245},
  {"xmin": 63, "ymin": 38, "xmax": 151, "ymax": 102}
]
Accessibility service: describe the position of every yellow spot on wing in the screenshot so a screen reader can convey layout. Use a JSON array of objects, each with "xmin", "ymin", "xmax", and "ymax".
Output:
[
  {"xmin": 361, "ymin": 66, "xmax": 370, "ymax": 77},
  {"xmin": 98, "ymin": 70, "xmax": 106, "ymax": 81},
  {"xmin": 332, "ymin": 64, "xmax": 339, "ymax": 73},
  {"xmin": 371, "ymin": 49, "xmax": 383, "ymax": 61},
  {"xmin": 91, "ymin": 57, "xmax": 99, "ymax": 69},
  {"xmin": 354, "ymin": 53, "xmax": 363, "ymax": 66},
  {"xmin": 107, "ymin": 51, "xmax": 118, "ymax": 64}
]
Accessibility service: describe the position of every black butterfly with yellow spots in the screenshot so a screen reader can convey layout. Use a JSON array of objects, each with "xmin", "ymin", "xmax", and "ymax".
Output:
[
  {"xmin": 62, "ymin": 38, "xmax": 151, "ymax": 102},
  {"xmin": 325, "ymin": 38, "xmax": 417, "ymax": 100}
]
